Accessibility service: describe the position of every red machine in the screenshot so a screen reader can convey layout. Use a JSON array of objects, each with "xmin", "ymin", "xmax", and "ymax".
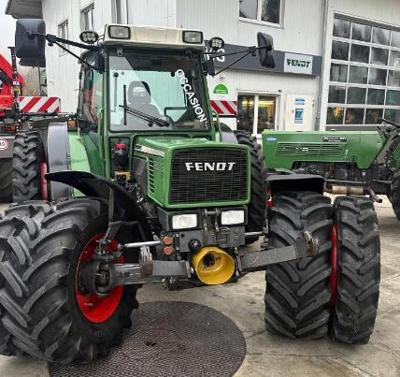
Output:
[{"xmin": 0, "ymin": 51, "xmax": 25, "ymax": 118}]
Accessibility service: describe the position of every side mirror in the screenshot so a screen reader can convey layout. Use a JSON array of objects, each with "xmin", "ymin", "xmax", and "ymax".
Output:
[
  {"xmin": 257, "ymin": 32, "xmax": 275, "ymax": 68},
  {"xmin": 15, "ymin": 19, "xmax": 46, "ymax": 66}
]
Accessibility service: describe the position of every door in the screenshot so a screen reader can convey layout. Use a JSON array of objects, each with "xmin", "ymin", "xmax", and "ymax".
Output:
[{"xmin": 237, "ymin": 94, "xmax": 277, "ymax": 135}]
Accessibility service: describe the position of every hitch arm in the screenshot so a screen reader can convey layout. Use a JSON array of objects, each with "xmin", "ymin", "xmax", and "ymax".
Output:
[{"xmin": 239, "ymin": 231, "xmax": 320, "ymax": 272}]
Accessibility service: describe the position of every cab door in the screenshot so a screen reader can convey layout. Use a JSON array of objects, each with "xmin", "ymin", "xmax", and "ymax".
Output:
[{"xmin": 76, "ymin": 57, "xmax": 105, "ymax": 176}]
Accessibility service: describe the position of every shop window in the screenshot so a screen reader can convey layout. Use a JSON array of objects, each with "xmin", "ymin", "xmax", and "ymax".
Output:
[
  {"xmin": 239, "ymin": 0, "xmax": 282, "ymax": 25},
  {"xmin": 57, "ymin": 20, "xmax": 69, "ymax": 55},
  {"xmin": 81, "ymin": 4, "xmax": 94, "ymax": 31},
  {"xmin": 237, "ymin": 95, "xmax": 255, "ymax": 132},
  {"xmin": 237, "ymin": 94, "xmax": 276, "ymax": 134},
  {"xmin": 328, "ymin": 15, "xmax": 400, "ymax": 126}
]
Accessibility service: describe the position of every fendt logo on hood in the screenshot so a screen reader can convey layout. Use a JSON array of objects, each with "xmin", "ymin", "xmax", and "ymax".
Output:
[{"xmin": 185, "ymin": 162, "xmax": 236, "ymax": 172}]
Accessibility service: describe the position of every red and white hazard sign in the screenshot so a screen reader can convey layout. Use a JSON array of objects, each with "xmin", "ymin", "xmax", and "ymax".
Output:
[
  {"xmin": 18, "ymin": 96, "xmax": 61, "ymax": 113},
  {"xmin": 210, "ymin": 100, "xmax": 237, "ymax": 117}
]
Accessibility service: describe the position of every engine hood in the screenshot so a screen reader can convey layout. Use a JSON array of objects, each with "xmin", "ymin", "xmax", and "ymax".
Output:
[
  {"xmin": 134, "ymin": 135, "xmax": 224, "ymax": 157},
  {"xmin": 133, "ymin": 135, "xmax": 251, "ymax": 209}
]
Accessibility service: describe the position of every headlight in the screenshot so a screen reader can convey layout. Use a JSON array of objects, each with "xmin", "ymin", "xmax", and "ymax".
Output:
[
  {"xmin": 172, "ymin": 214, "xmax": 198, "ymax": 230},
  {"xmin": 108, "ymin": 25, "xmax": 131, "ymax": 39},
  {"xmin": 221, "ymin": 210, "xmax": 245, "ymax": 225},
  {"xmin": 183, "ymin": 30, "xmax": 203, "ymax": 44}
]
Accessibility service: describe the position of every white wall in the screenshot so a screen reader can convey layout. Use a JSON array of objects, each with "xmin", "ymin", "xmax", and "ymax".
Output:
[
  {"xmin": 207, "ymin": 70, "xmax": 319, "ymax": 131},
  {"xmin": 176, "ymin": 0, "xmax": 324, "ymax": 54},
  {"xmin": 319, "ymin": 0, "xmax": 400, "ymax": 129}
]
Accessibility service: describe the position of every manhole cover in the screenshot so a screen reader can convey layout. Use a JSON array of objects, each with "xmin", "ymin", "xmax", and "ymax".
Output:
[{"xmin": 49, "ymin": 301, "xmax": 246, "ymax": 377}]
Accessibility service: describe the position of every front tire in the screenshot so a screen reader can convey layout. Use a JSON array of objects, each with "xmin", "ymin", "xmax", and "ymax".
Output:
[
  {"xmin": 0, "ymin": 198, "xmax": 139, "ymax": 364},
  {"xmin": 234, "ymin": 130, "xmax": 266, "ymax": 244},
  {"xmin": 264, "ymin": 191, "xmax": 333, "ymax": 338},
  {"xmin": 330, "ymin": 197, "xmax": 380, "ymax": 344}
]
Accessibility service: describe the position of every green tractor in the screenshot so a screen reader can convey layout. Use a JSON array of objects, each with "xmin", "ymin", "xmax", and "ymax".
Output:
[
  {"xmin": 0, "ymin": 19, "xmax": 380, "ymax": 364},
  {"xmin": 263, "ymin": 121, "xmax": 400, "ymax": 218}
]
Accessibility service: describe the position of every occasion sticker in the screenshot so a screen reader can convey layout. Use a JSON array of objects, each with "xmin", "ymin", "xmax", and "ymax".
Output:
[
  {"xmin": 176, "ymin": 69, "xmax": 207, "ymax": 123},
  {"xmin": 0, "ymin": 138, "xmax": 9, "ymax": 151}
]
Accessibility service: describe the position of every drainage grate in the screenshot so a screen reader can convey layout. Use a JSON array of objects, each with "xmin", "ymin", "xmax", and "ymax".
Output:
[{"xmin": 49, "ymin": 301, "xmax": 246, "ymax": 377}]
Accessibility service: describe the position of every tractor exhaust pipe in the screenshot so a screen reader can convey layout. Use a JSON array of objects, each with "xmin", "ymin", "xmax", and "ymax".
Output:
[
  {"xmin": 327, "ymin": 185, "xmax": 383, "ymax": 203},
  {"xmin": 327, "ymin": 185, "xmax": 365, "ymax": 196}
]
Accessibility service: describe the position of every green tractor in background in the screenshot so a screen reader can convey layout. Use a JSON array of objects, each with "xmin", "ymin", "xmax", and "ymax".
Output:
[
  {"xmin": 0, "ymin": 19, "xmax": 380, "ymax": 364},
  {"xmin": 263, "ymin": 120, "xmax": 400, "ymax": 218}
]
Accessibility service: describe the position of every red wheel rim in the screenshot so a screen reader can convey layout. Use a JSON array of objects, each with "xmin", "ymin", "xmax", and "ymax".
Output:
[
  {"xmin": 76, "ymin": 234, "xmax": 124, "ymax": 323},
  {"xmin": 39, "ymin": 161, "xmax": 48, "ymax": 200},
  {"xmin": 330, "ymin": 225, "xmax": 339, "ymax": 307}
]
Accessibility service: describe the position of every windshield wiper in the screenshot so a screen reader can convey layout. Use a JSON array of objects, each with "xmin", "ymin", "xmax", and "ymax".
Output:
[
  {"xmin": 119, "ymin": 84, "xmax": 169, "ymax": 128},
  {"xmin": 119, "ymin": 104, "xmax": 170, "ymax": 128}
]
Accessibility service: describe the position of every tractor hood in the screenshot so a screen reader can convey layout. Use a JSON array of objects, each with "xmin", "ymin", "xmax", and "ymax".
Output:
[
  {"xmin": 133, "ymin": 135, "xmax": 251, "ymax": 209},
  {"xmin": 262, "ymin": 130, "xmax": 386, "ymax": 170}
]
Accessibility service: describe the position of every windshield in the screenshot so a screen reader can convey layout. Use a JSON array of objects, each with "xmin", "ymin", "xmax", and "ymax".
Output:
[{"xmin": 109, "ymin": 49, "xmax": 210, "ymax": 131}]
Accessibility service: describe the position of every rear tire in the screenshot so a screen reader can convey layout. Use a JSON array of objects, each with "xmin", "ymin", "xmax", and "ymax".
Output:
[
  {"xmin": 390, "ymin": 169, "xmax": 400, "ymax": 220},
  {"xmin": 0, "ymin": 198, "xmax": 139, "ymax": 364},
  {"xmin": 264, "ymin": 191, "xmax": 333, "ymax": 338},
  {"xmin": 12, "ymin": 132, "xmax": 45, "ymax": 202},
  {"xmin": 0, "ymin": 159, "xmax": 12, "ymax": 202},
  {"xmin": 330, "ymin": 196, "xmax": 380, "ymax": 344},
  {"xmin": 234, "ymin": 130, "xmax": 266, "ymax": 244}
]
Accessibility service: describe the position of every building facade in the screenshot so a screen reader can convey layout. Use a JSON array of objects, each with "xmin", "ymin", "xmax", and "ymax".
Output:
[{"xmin": 6, "ymin": 0, "xmax": 400, "ymax": 133}]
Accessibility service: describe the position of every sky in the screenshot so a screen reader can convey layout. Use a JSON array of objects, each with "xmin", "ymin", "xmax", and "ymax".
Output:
[{"xmin": 0, "ymin": 0, "xmax": 16, "ymax": 58}]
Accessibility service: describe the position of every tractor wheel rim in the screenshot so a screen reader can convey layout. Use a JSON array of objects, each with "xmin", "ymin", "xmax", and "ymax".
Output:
[
  {"xmin": 39, "ymin": 161, "xmax": 48, "ymax": 200},
  {"xmin": 76, "ymin": 233, "xmax": 124, "ymax": 323},
  {"xmin": 329, "ymin": 224, "xmax": 339, "ymax": 307}
]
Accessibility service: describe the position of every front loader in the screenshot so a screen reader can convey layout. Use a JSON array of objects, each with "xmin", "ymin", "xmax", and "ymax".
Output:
[{"xmin": 0, "ymin": 19, "xmax": 380, "ymax": 364}]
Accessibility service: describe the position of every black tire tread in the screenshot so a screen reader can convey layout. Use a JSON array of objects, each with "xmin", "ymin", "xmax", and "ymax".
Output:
[
  {"xmin": 12, "ymin": 132, "xmax": 43, "ymax": 202},
  {"xmin": 0, "ymin": 159, "xmax": 12, "ymax": 202},
  {"xmin": 331, "ymin": 196, "xmax": 380, "ymax": 344},
  {"xmin": 234, "ymin": 130, "xmax": 266, "ymax": 244},
  {"xmin": 390, "ymin": 169, "xmax": 400, "ymax": 220},
  {"xmin": 264, "ymin": 191, "xmax": 333, "ymax": 339}
]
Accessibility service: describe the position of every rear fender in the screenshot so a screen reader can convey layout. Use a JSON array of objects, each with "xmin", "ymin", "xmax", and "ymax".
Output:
[
  {"xmin": 46, "ymin": 170, "xmax": 152, "ymax": 238},
  {"xmin": 267, "ymin": 173, "xmax": 325, "ymax": 195}
]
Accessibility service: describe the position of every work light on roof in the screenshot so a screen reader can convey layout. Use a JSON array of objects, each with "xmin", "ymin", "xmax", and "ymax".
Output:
[
  {"xmin": 108, "ymin": 25, "xmax": 131, "ymax": 39},
  {"xmin": 183, "ymin": 30, "xmax": 203, "ymax": 44},
  {"xmin": 209, "ymin": 37, "xmax": 225, "ymax": 51},
  {"xmin": 79, "ymin": 31, "xmax": 99, "ymax": 44}
]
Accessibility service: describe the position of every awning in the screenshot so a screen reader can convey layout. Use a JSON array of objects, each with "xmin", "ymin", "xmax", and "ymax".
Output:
[{"xmin": 5, "ymin": 0, "xmax": 42, "ymax": 19}]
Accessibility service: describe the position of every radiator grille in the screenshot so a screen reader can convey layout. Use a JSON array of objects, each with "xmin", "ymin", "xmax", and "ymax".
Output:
[
  {"xmin": 169, "ymin": 148, "xmax": 248, "ymax": 204},
  {"xmin": 277, "ymin": 142, "xmax": 345, "ymax": 156}
]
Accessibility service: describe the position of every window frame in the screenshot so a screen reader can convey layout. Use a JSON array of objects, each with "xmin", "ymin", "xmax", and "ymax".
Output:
[
  {"xmin": 238, "ymin": 0, "xmax": 284, "ymax": 28},
  {"xmin": 57, "ymin": 20, "xmax": 69, "ymax": 56},
  {"xmin": 81, "ymin": 3, "xmax": 95, "ymax": 32},
  {"xmin": 327, "ymin": 15, "xmax": 400, "ymax": 126}
]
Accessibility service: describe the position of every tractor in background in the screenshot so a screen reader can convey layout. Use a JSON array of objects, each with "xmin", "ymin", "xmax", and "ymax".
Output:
[
  {"xmin": 0, "ymin": 19, "xmax": 380, "ymax": 364},
  {"xmin": 0, "ymin": 47, "xmax": 61, "ymax": 202},
  {"xmin": 263, "ymin": 120, "xmax": 400, "ymax": 218}
]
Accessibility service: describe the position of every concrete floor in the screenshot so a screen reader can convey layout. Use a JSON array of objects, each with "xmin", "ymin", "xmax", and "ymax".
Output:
[{"xmin": 0, "ymin": 198, "xmax": 399, "ymax": 377}]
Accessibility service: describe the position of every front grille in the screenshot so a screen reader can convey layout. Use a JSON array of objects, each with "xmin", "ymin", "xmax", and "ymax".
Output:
[
  {"xmin": 277, "ymin": 142, "xmax": 345, "ymax": 156},
  {"xmin": 170, "ymin": 148, "xmax": 248, "ymax": 204}
]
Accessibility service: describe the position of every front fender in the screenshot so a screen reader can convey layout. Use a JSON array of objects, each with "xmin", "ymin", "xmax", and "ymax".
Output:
[{"xmin": 46, "ymin": 170, "xmax": 152, "ymax": 239}]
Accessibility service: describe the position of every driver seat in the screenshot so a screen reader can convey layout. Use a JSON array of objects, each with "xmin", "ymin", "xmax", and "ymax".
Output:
[{"xmin": 128, "ymin": 81, "xmax": 160, "ymax": 117}]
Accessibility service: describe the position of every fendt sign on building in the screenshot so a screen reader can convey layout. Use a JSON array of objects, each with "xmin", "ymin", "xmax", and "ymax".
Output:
[
  {"xmin": 212, "ymin": 44, "xmax": 321, "ymax": 76},
  {"xmin": 284, "ymin": 53, "xmax": 313, "ymax": 75}
]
